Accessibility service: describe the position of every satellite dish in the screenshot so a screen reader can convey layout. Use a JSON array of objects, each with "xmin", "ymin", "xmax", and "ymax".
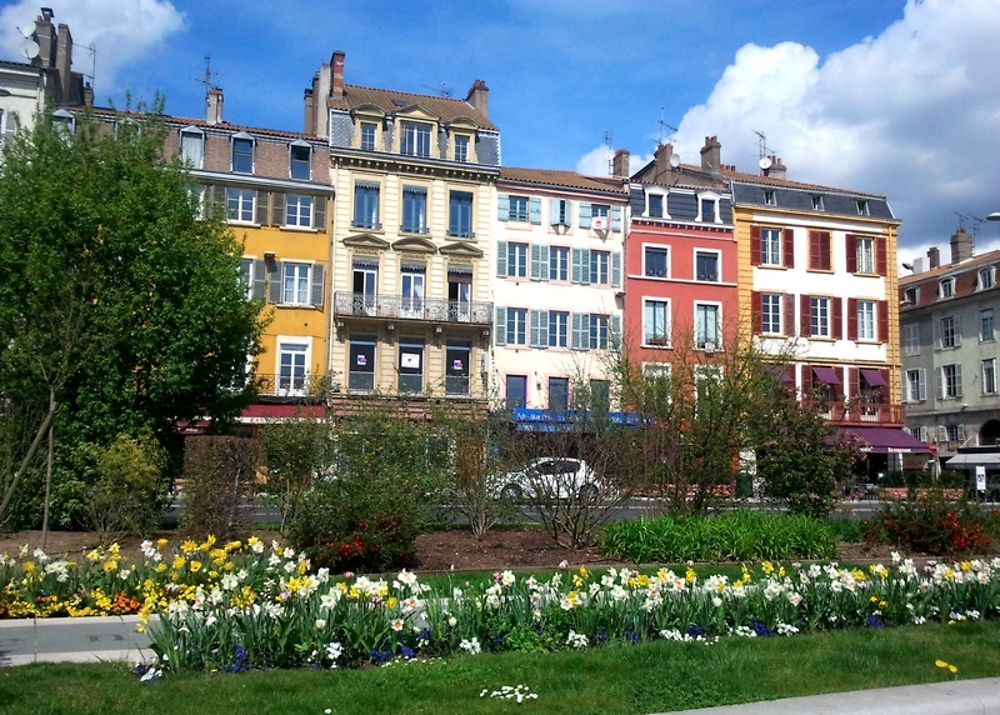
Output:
[
  {"xmin": 758, "ymin": 156, "xmax": 773, "ymax": 171},
  {"xmin": 19, "ymin": 39, "xmax": 39, "ymax": 61},
  {"xmin": 669, "ymin": 153, "xmax": 681, "ymax": 169}
]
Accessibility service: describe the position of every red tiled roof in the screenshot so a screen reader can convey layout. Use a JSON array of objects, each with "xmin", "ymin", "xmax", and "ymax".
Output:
[
  {"xmin": 720, "ymin": 166, "xmax": 887, "ymax": 199},
  {"xmin": 899, "ymin": 249, "xmax": 1000, "ymax": 287},
  {"xmin": 499, "ymin": 166, "xmax": 627, "ymax": 195},
  {"xmin": 329, "ymin": 84, "xmax": 496, "ymax": 131}
]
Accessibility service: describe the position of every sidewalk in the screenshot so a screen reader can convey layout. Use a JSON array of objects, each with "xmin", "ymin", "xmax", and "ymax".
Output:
[
  {"xmin": 660, "ymin": 677, "xmax": 1000, "ymax": 714},
  {"xmin": 0, "ymin": 615, "xmax": 151, "ymax": 667}
]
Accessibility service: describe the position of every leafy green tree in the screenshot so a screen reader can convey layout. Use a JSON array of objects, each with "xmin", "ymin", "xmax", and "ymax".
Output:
[
  {"xmin": 259, "ymin": 417, "xmax": 332, "ymax": 533},
  {"xmin": 0, "ymin": 100, "xmax": 264, "ymax": 529}
]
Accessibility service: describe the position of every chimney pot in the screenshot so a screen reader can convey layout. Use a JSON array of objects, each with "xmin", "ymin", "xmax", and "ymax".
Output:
[
  {"xmin": 206, "ymin": 87, "xmax": 223, "ymax": 125},
  {"xmin": 466, "ymin": 79, "xmax": 489, "ymax": 117},
  {"xmin": 927, "ymin": 246, "xmax": 940, "ymax": 269},
  {"xmin": 612, "ymin": 148, "xmax": 630, "ymax": 178},
  {"xmin": 331, "ymin": 50, "xmax": 345, "ymax": 99},
  {"xmin": 950, "ymin": 227, "xmax": 973, "ymax": 264},
  {"xmin": 700, "ymin": 135, "xmax": 721, "ymax": 174}
]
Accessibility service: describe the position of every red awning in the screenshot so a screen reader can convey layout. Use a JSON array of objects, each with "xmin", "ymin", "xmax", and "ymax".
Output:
[
  {"xmin": 860, "ymin": 368, "xmax": 887, "ymax": 387},
  {"xmin": 239, "ymin": 403, "xmax": 326, "ymax": 423},
  {"xmin": 835, "ymin": 427, "xmax": 931, "ymax": 454},
  {"xmin": 812, "ymin": 367, "xmax": 841, "ymax": 385}
]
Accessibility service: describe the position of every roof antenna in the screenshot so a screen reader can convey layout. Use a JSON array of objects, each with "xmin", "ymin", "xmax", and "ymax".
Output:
[
  {"xmin": 753, "ymin": 129, "xmax": 777, "ymax": 175},
  {"xmin": 196, "ymin": 56, "xmax": 220, "ymax": 92},
  {"xmin": 603, "ymin": 130, "xmax": 613, "ymax": 176},
  {"xmin": 421, "ymin": 82, "xmax": 452, "ymax": 97},
  {"xmin": 658, "ymin": 108, "xmax": 678, "ymax": 145}
]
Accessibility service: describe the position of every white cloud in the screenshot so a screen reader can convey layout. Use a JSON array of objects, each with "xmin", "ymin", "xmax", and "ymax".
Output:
[
  {"xmin": 0, "ymin": 1, "xmax": 185, "ymax": 95},
  {"xmin": 625, "ymin": 0, "xmax": 1000, "ymax": 253},
  {"xmin": 575, "ymin": 145, "xmax": 653, "ymax": 177}
]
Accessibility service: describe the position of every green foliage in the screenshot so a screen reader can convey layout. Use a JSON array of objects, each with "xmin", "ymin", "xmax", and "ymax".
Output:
[
  {"xmin": 826, "ymin": 517, "xmax": 865, "ymax": 544},
  {"xmin": 600, "ymin": 510, "xmax": 837, "ymax": 562},
  {"xmin": 88, "ymin": 433, "xmax": 168, "ymax": 541},
  {"xmin": 180, "ymin": 436, "xmax": 262, "ymax": 539},
  {"xmin": 865, "ymin": 492, "xmax": 993, "ymax": 556},
  {"xmin": 259, "ymin": 418, "xmax": 331, "ymax": 533},
  {"xmin": 0, "ymin": 100, "xmax": 264, "ymax": 528}
]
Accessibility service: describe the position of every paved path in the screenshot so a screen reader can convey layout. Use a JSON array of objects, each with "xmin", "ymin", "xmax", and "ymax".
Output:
[{"xmin": 0, "ymin": 615, "xmax": 151, "ymax": 667}]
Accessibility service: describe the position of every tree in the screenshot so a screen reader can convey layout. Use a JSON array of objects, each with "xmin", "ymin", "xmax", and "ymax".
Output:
[
  {"xmin": 0, "ymin": 99, "xmax": 264, "ymax": 529},
  {"xmin": 259, "ymin": 417, "xmax": 332, "ymax": 533}
]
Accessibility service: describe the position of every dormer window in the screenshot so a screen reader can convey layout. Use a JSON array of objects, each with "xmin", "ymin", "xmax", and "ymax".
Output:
[
  {"xmin": 289, "ymin": 142, "xmax": 311, "ymax": 180},
  {"xmin": 51, "ymin": 108, "xmax": 75, "ymax": 135},
  {"xmin": 939, "ymin": 277, "xmax": 955, "ymax": 299},
  {"xmin": 644, "ymin": 189, "xmax": 668, "ymax": 218},
  {"xmin": 696, "ymin": 192, "xmax": 721, "ymax": 224},
  {"xmin": 978, "ymin": 266, "xmax": 996, "ymax": 290},
  {"xmin": 811, "ymin": 194, "xmax": 825, "ymax": 211},
  {"xmin": 360, "ymin": 122, "xmax": 377, "ymax": 151},
  {"xmin": 763, "ymin": 190, "xmax": 776, "ymax": 206},
  {"xmin": 856, "ymin": 199, "xmax": 870, "ymax": 216},
  {"xmin": 454, "ymin": 134, "xmax": 470, "ymax": 162},
  {"xmin": 232, "ymin": 134, "xmax": 254, "ymax": 174},
  {"xmin": 400, "ymin": 121, "xmax": 432, "ymax": 158},
  {"xmin": 903, "ymin": 287, "xmax": 919, "ymax": 305},
  {"xmin": 180, "ymin": 128, "xmax": 204, "ymax": 169}
]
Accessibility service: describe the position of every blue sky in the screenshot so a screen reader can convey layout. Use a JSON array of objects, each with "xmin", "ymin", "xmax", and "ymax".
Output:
[{"xmin": 2, "ymin": 0, "xmax": 1000, "ymax": 263}]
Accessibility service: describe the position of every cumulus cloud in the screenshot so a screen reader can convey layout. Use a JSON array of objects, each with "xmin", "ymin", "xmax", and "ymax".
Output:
[
  {"xmin": 576, "ymin": 146, "xmax": 652, "ymax": 177},
  {"xmin": 639, "ymin": 0, "xmax": 1000, "ymax": 257},
  {"xmin": 0, "ymin": 0, "xmax": 185, "ymax": 95}
]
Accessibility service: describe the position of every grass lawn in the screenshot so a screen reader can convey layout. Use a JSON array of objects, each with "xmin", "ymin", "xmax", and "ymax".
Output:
[{"xmin": 2, "ymin": 622, "xmax": 997, "ymax": 714}]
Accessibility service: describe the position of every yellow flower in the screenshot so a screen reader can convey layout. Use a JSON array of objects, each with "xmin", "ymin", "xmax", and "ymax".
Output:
[
  {"xmin": 761, "ymin": 561, "xmax": 774, "ymax": 575},
  {"xmin": 960, "ymin": 561, "xmax": 972, "ymax": 572},
  {"xmin": 155, "ymin": 563, "xmax": 167, "ymax": 574},
  {"xmin": 180, "ymin": 540, "xmax": 197, "ymax": 554},
  {"xmin": 778, "ymin": 566, "xmax": 786, "ymax": 578},
  {"xmin": 103, "ymin": 561, "xmax": 116, "ymax": 572},
  {"xmin": 23, "ymin": 561, "xmax": 36, "ymax": 575},
  {"xmin": 685, "ymin": 568, "xmax": 697, "ymax": 584},
  {"xmin": 387, "ymin": 596, "xmax": 398, "ymax": 609},
  {"xmin": 935, "ymin": 659, "xmax": 949, "ymax": 668},
  {"xmin": 172, "ymin": 556, "xmax": 186, "ymax": 570},
  {"xmin": 189, "ymin": 560, "xmax": 202, "ymax": 573},
  {"xmin": 578, "ymin": 566, "xmax": 589, "ymax": 579},
  {"xmin": 156, "ymin": 538, "xmax": 168, "ymax": 547},
  {"xmin": 86, "ymin": 549, "xmax": 102, "ymax": 562},
  {"xmin": 948, "ymin": 664, "xmax": 958, "ymax": 674}
]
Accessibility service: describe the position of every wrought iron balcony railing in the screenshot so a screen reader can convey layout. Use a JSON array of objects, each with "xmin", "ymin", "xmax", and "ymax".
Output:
[
  {"xmin": 802, "ymin": 398, "xmax": 905, "ymax": 427},
  {"xmin": 333, "ymin": 292, "xmax": 493, "ymax": 325},
  {"xmin": 251, "ymin": 373, "xmax": 330, "ymax": 401}
]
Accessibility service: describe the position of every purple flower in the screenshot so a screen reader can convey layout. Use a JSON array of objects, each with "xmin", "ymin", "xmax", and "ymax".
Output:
[
  {"xmin": 749, "ymin": 621, "xmax": 773, "ymax": 638},
  {"xmin": 686, "ymin": 625, "xmax": 706, "ymax": 637},
  {"xmin": 866, "ymin": 613, "xmax": 885, "ymax": 629}
]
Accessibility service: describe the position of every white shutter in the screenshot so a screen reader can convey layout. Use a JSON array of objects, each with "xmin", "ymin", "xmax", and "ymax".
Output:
[{"xmin": 918, "ymin": 368, "xmax": 927, "ymax": 401}]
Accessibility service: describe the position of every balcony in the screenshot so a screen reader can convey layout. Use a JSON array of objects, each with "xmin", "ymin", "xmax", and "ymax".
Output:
[
  {"xmin": 333, "ymin": 292, "xmax": 492, "ymax": 326},
  {"xmin": 251, "ymin": 373, "xmax": 329, "ymax": 402},
  {"xmin": 804, "ymin": 398, "xmax": 905, "ymax": 427}
]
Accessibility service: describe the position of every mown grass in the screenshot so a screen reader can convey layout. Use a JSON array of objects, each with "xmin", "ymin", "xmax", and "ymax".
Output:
[{"xmin": 2, "ymin": 622, "xmax": 997, "ymax": 714}]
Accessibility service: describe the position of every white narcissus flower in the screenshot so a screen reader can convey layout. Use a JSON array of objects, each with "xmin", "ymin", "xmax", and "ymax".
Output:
[
  {"xmin": 315, "ymin": 619, "xmax": 327, "ymax": 630},
  {"xmin": 391, "ymin": 619, "xmax": 404, "ymax": 632}
]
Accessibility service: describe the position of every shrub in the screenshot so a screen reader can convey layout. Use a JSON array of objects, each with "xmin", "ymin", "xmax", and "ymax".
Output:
[
  {"xmin": 864, "ymin": 492, "xmax": 992, "ymax": 556},
  {"xmin": 600, "ymin": 510, "xmax": 836, "ymax": 562},
  {"xmin": 825, "ymin": 517, "xmax": 865, "ymax": 544},
  {"xmin": 259, "ymin": 419, "xmax": 331, "ymax": 533},
  {"xmin": 88, "ymin": 433, "xmax": 168, "ymax": 541},
  {"xmin": 180, "ymin": 436, "xmax": 262, "ymax": 539}
]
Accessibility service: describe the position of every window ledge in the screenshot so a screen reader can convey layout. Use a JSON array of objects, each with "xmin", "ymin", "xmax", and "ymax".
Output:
[
  {"xmin": 642, "ymin": 342, "xmax": 672, "ymax": 350},
  {"xmin": 808, "ymin": 336, "xmax": 836, "ymax": 342},
  {"xmin": 806, "ymin": 268, "xmax": 835, "ymax": 274},
  {"xmin": 756, "ymin": 264, "xmax": 788, "ymax": 271},
  {"xmin": 281, "ymin": 225, "xmax": 320, "ymax": 233},
  {"xmin": 228, "ymin": 220, "xmax": 260, "ymax": 228},
  {"xmin": 276, "ymin": 304, "xmax": 322, "ymax": 311}
]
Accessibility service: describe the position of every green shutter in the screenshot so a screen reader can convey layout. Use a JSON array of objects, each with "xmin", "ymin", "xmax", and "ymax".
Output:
[
  {"xmin": 268, "ymin": 261, "xmax": 282, "ymax": 304},
  {"xmin": 252, "ymin": 259, "xmax": 267, "ymax": 300},
  {"xmin": 270, "ymin": 192, "xmax": 284, "ymax": 226},
  {"xmin": 256, "ymin": 190, "xmax": 269, "ymax": 225},
  {"xmin": 497, "ymin": 193, "xmax": 510, "ymax": 221},
  {"xmin": 579, "ymin": 202, "xmax": 592, "ymax": 229}
]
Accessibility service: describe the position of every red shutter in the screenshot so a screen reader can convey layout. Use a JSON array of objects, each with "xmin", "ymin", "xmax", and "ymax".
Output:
[
  {"xmin": 878, "ymin": 300, "xmax": 889, "ymax": 343},
  {"xmin": 849, "ymin": 367, "xmax": 860, "ymax": 401},
  {"xmin": 832, "ymin": 296, "xmax": 842, "ymax": 339},
  {"xmin": 846, "ymin": 235, "xmax": 857, "ymax": 274},
  {"xmin": 751, "ymin": 291, "xmax": 762, "ymax": 334},
  {"xmin": 783, "ymin": 293, "xmax": 795, "ymax": 336},
  {"xmin": 876, "ymin": 237, "xmax": 887, "ymax": 276},
  {"xmin": 783, "ymin": 228, "xmax": 795, "ymax": 268},
  {"xmin": 800, "ymin": 363, "xmax": 812, "ymax": 398},
  {"xmin": 800, "ymin": 294, "xmax": 811, "ymax": 336},
  {"xmin": 809, "ymin": 232, "xmax": 820, "ymax": 270},
  {"xmin": 821, "ymin": 233, "xmax": 832, "ymax": 270},
  {"xmin": 880, "ymin": 369, "xmax": 889, "ymax": 397},
  {"xmin": 847, "ymin": 297, "xmax": 858, "ymax": 340},
  {"xmin": 785, "ymin": 364, "xmax": 796, "ymax": 390},
  {"xmin": 750, "ymin": 226, "xmax": 762, "ymax": 266},
  {"xmin": 834, "ymin": 367, "xmax": 845, "ymax": 400}
]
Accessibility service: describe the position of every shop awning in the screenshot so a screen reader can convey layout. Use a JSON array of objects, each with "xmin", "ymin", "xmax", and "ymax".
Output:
[
  {"xmin": 835, "ymin": 427, "xmax": 931, "ymax": 454},
  {"xmin": 813, "ymin": 367, "xmax": 841, "ymax": 385},
  {"xmin": 511, "ymin": 408, "xmax": 638, "ymax": 431},
  {"xmin": 861, "ymin": 368, "xmax": 887, "ymax": 387},
  {"xmin": 946, "ymin": 452, "xmax": 1000, "ymax": 467}
]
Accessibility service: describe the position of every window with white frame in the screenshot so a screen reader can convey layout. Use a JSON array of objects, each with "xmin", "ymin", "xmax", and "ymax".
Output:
[
  {"xmin": 590, "ymin": 250, "xmax": 610, "ymax": 285},
  {"xmin": 857, "ymin": 299, "xmax": 876, "ymax": 340},
  {"xmin": 289, "ymin": 143, "xmax": 311, "ymax": 180},
  {"xmin": 644, "ymin": 246, "xmax": 669, "ymax": 278},
  {"xmin": 548, "ymin": 311, "xmax": 569, "ymax": 348},
  {"xmin": 277, "ymin": 340, "xmax": 310, "ymax": 396},
  {"xmin": 695, "ymin": 303, "xmax": 720, "ymax": 349},
  {"xmin": 551, "ymin": 198, "xmax": 570, "ymax": 226},
  {"xmin": 761, "ymin": 293, "xmax": 782, "ymax": 334},
  {"xmin": 643, "ymin": 299, "xmax": 670, "ymax": 347},
  {"xmin": 939, "ymin": 277, "xmax": 955, "ymax": 299},
  {"xmin": 856, "ymin": 199, "xmax": 870, "ymax": 216},
  {"xmin": 400, "ymin": 121, "xmax": 432, "ymax": 157},
  {"xmin": 232, "ymin": 136, "xmax": 254, "ymax": 173},
  {"xmin": 978, "ymin": 266, "xmax": 996, "ymax": 290},
  {"xmin": 942, "ymin": 364, "xmax": 962, "ymax": 399},
  {"xmin": 506, "ymin": 308, "xmax": 527, "ymax": 345},
  {"xmin": 509, "ymin": 195, "xmax": 530, "ymax": 222},
  {"xmin": 507, "ymin": 243, "xmax": 528, "ymax": 278},
  {"xmin": 903, "ymin": 287, "xmax": 919, "ymax": 304},
  {"xmin": 645, "ymin": 189, "xmax": 668, "ymax": 218},
  {"xmin": 549, "ymin": 246, "xmax": 569, "ymax": 281},
  {"xmin": 454, "ymin": 134, "xmax": 470, "ymax": 163},
  {"xmin": 360, "ymin": 122, "xmax": 377, "ymax": 151},
  {"xmin": 353, "ymin": 182, "xmax": 380, "ymax": 229},
  {"xmin": 763, "ymin": 190, "xmax": 776, "ymax": 206},
  {"xmin": 697, "ymin": 193, "xmax": 720, "ymax": 223},
  {"xmin": 239, "ymin": 258, "xmax": 254, "ymax": 300},
  {"xmin": 903, "ymin": 323, "xmax": 920, "ymax": 355},
  {"xmin": 856, "ymin": 237, "xmax": 875, "ymax": 274},
  {"xmin": 905, "ymin": 368, "xmax": 926, "ymax": 403},
  {"xmin": 590, "ymin": 314, "xmax": 610, "ymax": 349},
  {"xmin": 983, "ymin": 358, "xmax": 998, "ymax": 395},
  {"xmin": 591, "ymin": 204, "xmax": 610, "ymax": 221},
  {"xmin": 285, "ymin": 194, "xmax": 313, "ymax": 228},
  {"xmin": 811, "ymin": 195, "xmax": 825, "ymax": 211},
  {"xmin": 180, "ymin": 129, "xmax": 204, "ymax": 169},
  {"xmin": 940, "ymin": 315, "xmax": 959, "ymax": 348},
  {"xmin": 810, "ymin": 296, "xmax": 830, "ymax": 337},
  {"xmin": 282, "ymin": 262, "xmax": 312, "ymax": 305},
  {"xmin": 695, "ymin": 250, "xmax": 720, "ymax": 282},
  {"xmin": 761, "ymin": 228, "xmax": 781, "ymax": 266},
  {"xmin": 226, "ymin": 188, "xmax": 255, "ymax": 223},
  {"xmin": 981, "ymin": 309, "xmax": 995, "ymax": 342}
]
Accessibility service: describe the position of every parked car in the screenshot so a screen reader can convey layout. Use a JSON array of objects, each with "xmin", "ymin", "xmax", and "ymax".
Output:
[{"xmin": 494, "ymin": 457, "xmax": 604, "ymax": 502}]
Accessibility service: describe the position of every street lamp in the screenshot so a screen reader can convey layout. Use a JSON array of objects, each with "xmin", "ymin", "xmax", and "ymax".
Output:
[{"xmin": 988, "ymin": 212, "xmax": 1000, "ymax": 221}]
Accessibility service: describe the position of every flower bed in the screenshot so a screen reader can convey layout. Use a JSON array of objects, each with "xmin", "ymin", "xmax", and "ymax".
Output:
[{"xmin": 3, "ymin": 536, "xmax": 999, "ymax": 676}]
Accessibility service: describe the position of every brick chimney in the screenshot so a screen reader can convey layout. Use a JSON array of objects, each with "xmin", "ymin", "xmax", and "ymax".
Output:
[
  {"xmin": 652, "ymin": 143, "xmax": 675, "ymax": 183},
  {"xmin": 612, "ymin": 149, "xmax": 630, "ymax": 178},
  {"xmin": 206, "ymin": 87, "xmax": 223, "ymax": 125},
  {"xmin": 34, "ymin": 8, "xmax": 56, "ymax": 68},
  {"xmin": 700, "ymin": 135, "xmax": 721, "ymax": 174},
  {"xmin": 55, "ymin": 23, "xmax": 72, "ymax": 102},
  {"xmin": 331, "ymin": 50, "xmax": 345, "ymax": 99},
  {"xmin": 927, "ymin": 246, "xmax": 940, "ymax": 269},
  {"xmin": 766, "ymin": 156, "xmax": 787, "ymax": 180},
  {"xmin": 303, "ymin": 86, "xmax": 315, "ymax": 137},
  {"xmin": 950, "ymin": 227, "xmax": 973, "ymax": 264},
  {"xmin": 466, "ymin": 79, "xmax": 489, "ymax": 117}
]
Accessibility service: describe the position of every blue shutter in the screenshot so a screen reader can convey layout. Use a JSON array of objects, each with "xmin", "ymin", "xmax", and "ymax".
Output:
[
  {"xmin": 531, "ymin": 244, "xmax": 543, "ymax": 281},
  {"xmin": 571, "ymin": 248, "xmax": 583, "ymax": 284},
  {"xmin": 580, "ymin": 248, "xmax": 592, "ymax": 285},
  {"xmin": 538, "ymin": 309, "xmax": 549, "ymax": 347},
  {"xmin": 579, "ymin": 202, "xmax": 592, "ymax": 229},
  {"xmin": 538, "ymin": 243, "xmax": 549, "ymax": 279},
  {"xmin": 497, "ymin": 193, "xmax": 509, "ymax": 221},
  {"xmin": 529, "ymin": 197, "xmax": 542, "ymax": 224},
  {"xmin": 550, "ymin": 198, "xmax": 562, "ymax": 226},
  {"xmin": 573, "ymin": 313, "xmax": 590, "ymax": 350},
  {"xmin": 611, "ymin": 251, "xmax": 622, "ymax": 289},
  {"xmin": 611, "ymin": 206, "xmax": 622, "ymax": 232},
  {"xmin": 529, "ymin": 310, "xmax": 542, "ymax": 348},
  {"xmin": 495, "ymin": 306, "xmax": 507, "ymax": 346},
  {"xmin": 496, "ymin": 240, "xmax": 508, "ymax": 277}
]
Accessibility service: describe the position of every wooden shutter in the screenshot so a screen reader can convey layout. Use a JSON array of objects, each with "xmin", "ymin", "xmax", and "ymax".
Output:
[
  {"xmin": 845, "ymin": 235, "xmax": 857, "ymax": 274},
  {"xmin": 876, "ymin": 237, "xmax": 887, "ymax": 276},
  {"xmin": 529, "ymin": 197, "xmax": 542, "ymax": 225},
  {"xmin": 549, "ymin": 198, "xmax": 561, "ymax": 226},
  {"xmin": 494, "ymin": 307, "xmax": 507, "ymax": 345},
  {"xmin": 270, "ymin": 192, "xmax": 285, "ymax": 226},
  {"xmin": 751, "ymin": 291, "xmax": 762, "ymax": 334},
  {"xmin": 877, "ymin": 300, "xmax": 888, "ymax": 343},
  {"xmin": 268, "ymin": 261, "xmax": 282, "ymax": 304},
  {"xmin": 611, "ymin": 206, "xmax": 622, "ymax": 232},
  {"xmin": 252, "ymin": 260, "xmax": 267, "ymax": 300},
  {"xmin": 783, "ymin": 228, "xmax": 795, "ymax": 268},
  {"xmin": 313, "ymin": 195, "xmax": 326, "ymax": 231},
  {"xmin": 832, "ymin": 297, "xmax": 843, "ymax": 339},
  {"xmin": 579, "ymin": 249, "xmax": 592, "ymax": 284},
  {"xmin": 579, "ymin": 202, "xmax": 592, "ymax": 229},
  {"xmin": 530, "ymin": 244, "xmax": 544, "ymax": 281},
  {"xmin": 496, "ymin": 241, "xmax": 508, "ymax": 277},
  {"xmin": 834, "ymin": 367, "xmax": 845, "ymax": 400},
  {"xmin": 611, "ymin": 314, "xmax": 621, "ymax": 344},
  {"xmin": 822, "ymin": 233, "xmax": 831, "ymax": 270},
  {"xmin": 849, "ymin": 367, "xmax": 860, "ymax": 401},
  {"xmin": 611, "ymin": 251, "xmax": 622, "ymax": 289},
  {"xmin": 918, "ymin": 368, "xmax": 927, "ymax": 401},
  {"xmin": 571, "ymin": 248, "xmax": 583, "ymax": 284},
  {"xmin": 955, "ymin": 364, "xmax": 963, "ymax": 397},
  {"xmin": 800, "ymin": 294, "xmax": 811, "ymax": 336},
  {"xmin": 783, "ymin": 293, "xmax": 796, "ymax": 336},
  {"xmin": 750, "ymin": 226, "xmax": 762, "ymax": 265},
  {"xmin": 537, "ymin": 310, "xmax": 549, "ymax": 347},
  {"xmin": 847, "ymin": 297, "xmax": 858, "ymax": 340},
  {"xmin": 809, "ymin": 231, "xmax": 820, "ymax": 270},
  {"xmin": 529, "ymin": 309, "xmax": 544, "ymax": 347},
  {"xmin": 310, "ymin": 263, "xmax": 325, "ymax": 307},
  {"xmin": 256, "ymin": 190, "xmax": 269, "ymax": 225},
  {"xmin": 497, "ymin": 193, "xmax": 509, "ymax": 221}
]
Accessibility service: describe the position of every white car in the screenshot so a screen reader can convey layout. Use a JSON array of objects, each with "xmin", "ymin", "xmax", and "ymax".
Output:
[{"xmin": 495, "ymin": 457, "xmax": 602, "ymax": 502}]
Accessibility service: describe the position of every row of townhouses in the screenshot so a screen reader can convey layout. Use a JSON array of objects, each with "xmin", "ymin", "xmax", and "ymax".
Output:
[{"xmin": 2, "ymin": 13, "xmax": 939, "ymax": 479}]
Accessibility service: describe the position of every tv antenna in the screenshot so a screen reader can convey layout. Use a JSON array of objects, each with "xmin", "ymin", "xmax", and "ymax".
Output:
[
  {"xmin": 196, "ymin": 56, "xmax": 221, "ymax": 92},
  {"xmin": 81, "ymin": 42, "xmax": 97, "ymax": 89},
  {"xmin": 421, "ymin": 82, "xmax": 452, "ymax": 98},
  {"xmin": 603, "ymin": 130, "xmax": 614, "ymax": 175},
  {"xmin": 658, "ymin": 108, "xmax": 678, "ymax": 145}
]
